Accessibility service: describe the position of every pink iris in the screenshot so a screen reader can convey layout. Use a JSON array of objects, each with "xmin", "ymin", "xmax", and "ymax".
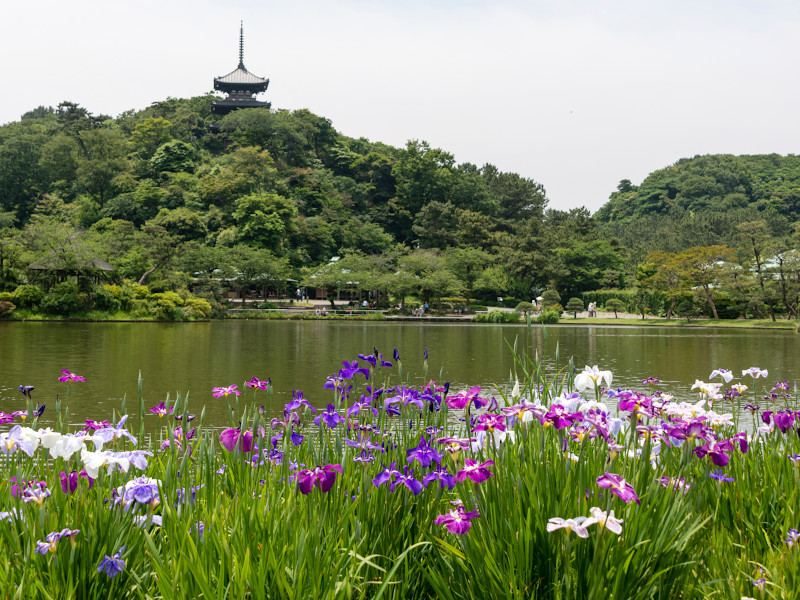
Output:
[
  {"xmin": 434, "ymin": 505, "xmax": 481, "ymax": 534},
  {"xmin": 455, "ymin": 459, "xmax": 495, "ymax": 483},
  {"xmin": 58, "ymin": 369, "xmax": 86, "ymax": 383},
  {"xmin": 213, "ymin": 385, "xmax": 241, "ymax": 398}
]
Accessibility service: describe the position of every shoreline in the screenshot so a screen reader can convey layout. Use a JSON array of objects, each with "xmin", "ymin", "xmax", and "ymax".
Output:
[{"xmin": 1, "ymin": 313, "xmax": 796, "ymax": 331}]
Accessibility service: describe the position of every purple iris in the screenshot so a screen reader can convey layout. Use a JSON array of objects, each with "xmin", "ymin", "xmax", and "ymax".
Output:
[
  {"xmin": 246, "ymin": 377, "xmax": 271, "ymax": 390},
  {"xmin": 58, "ymin": 369, "xmax": 86, "ymax": 383},
  {"xmin": 434, "ymin": 506, "xmax": 480, "ymax": 534},
  {"xmin": 313, "ymin": 404, "xmax": 342, "ymax": 429},
  {"xmin": 97, "ymin": 546, "xmax": 126, "ymax": 578},
  {"xmin": 423, "ymin": 467, "xmax": 456, "ymax": 490},
  {"xmin": 59, "ymin": 470, "xmax": 94, "ymax": 494},
  {"xmin": 596, "ymin": 472, "xmax": 640, "ymax": 504},
  {"xmin": 212, "ymin": 385, "xmax": 240, "ymax": 398},
  {"xmin": 347, "ymin": 396, "xmax": 379, "ymax": 418},
  {"xmin": 345, "ymin": 432, "xmax": 384, "ymax": 452},
  {"xmin": 149, "ymin": 402, "xmax": 172, "ymax": 418},
  {"xmin": 84, "ymin": 419, "xmax": 110, "ymax": 430},
  {"xmin": 474, "ymin": 413, "xmax": 507, "ymax": 433},
  {"xmin": 372, "ymin": 463, "xmax": 400, "ymax": 488},
  {"xmin": 693, "ymin": 440, "xmax": 735, "ymax": 467},
  {"xmin": 385, "ymin": 386, "xmax": 423, "ymax": 410},
  {"xmin": 393, "ymin": 347, "xmax": 400, "ymax": 361},
  {"xmin": 285, "ymin": 390, "xmax": 315, "ymax": 413},
  {"xmin": 445, "ymin": 386, "xmax": 483, "ymax": 410},
  {"xmin": 406, "ymin": 435, "xmax": 443, "ymax": 468},
  {"xmin": 219, "ymin": 428, "xmax": 254, "ymax": 453},
  {"xmin": 709, "ymin": 470, "xmax": 735, "ymax": 483},
  {"xmin": 389, "ymin": 467, "xmax": 424, "ymax": 496},
  {"xmin": 295, "ymin": 464, "xmax": 342, "ymax": 494},
  {"xmin": 339, "ymin": 360, "xmax": 370, "ymax": 380},
  {"xmin": 18, "ymin": 385, "xmax": 34, "ymax": 400},
  {"xmin": 774, "ymin": 410, "xmax": 796, "ymax": 434},
  {"xmin": 456, "ymin": 459, "xmax": 495, "ymax": 483}
]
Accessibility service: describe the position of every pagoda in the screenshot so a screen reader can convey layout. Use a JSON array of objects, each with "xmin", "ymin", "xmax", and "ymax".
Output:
[{"xmin": 211, "ymin": 23, "xmax": 271, "ymax": 115}]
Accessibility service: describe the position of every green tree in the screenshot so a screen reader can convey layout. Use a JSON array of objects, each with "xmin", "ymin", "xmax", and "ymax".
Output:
[
  {"xmin": 445, "ymin": 247, "xmax": 491, "ymax": 312},
  {"xmin": 604, "ymin": 298, "xmax": 625, "ymax": 318},
  {"xmin": 673, "ymin": 245, "xmax": 735, "ymax": 320},
  {"xmin": 232, "ymin": 193, "xmax": 297, "ymax": 251},
  {"xmin": 565, "ymin": 297, "xmax": 584, "ymax": 318}
]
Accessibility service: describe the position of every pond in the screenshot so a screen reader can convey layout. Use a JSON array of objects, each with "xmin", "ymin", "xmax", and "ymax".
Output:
[{"xmin": 1, "ymin": 321, "xmax": 797, "ymax": 429}]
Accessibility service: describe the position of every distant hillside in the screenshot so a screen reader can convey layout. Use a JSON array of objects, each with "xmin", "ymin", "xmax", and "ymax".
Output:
[{"xmin": 596, "ymin": 154, "xmax": 800, "ymax": 222}]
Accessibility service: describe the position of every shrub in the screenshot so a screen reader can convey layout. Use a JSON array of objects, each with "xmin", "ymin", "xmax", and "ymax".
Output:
[
  {"xmin": 40, "ymin": 282, "xmax": 82, "ymax": 316},
  {"xmin": 472, "ymin": 309, "xmax": 520, "ymax": 323},
  {"xmin": 12, "ymin": 284, "xmax": 44, "ymax": 308},
  {"xmin": 92, "ymin": 285, "xmax": 121, "ymax": 311},
  {"xmin": 535, "ymin": 309, "xmax": 560, "ymax": 324},
  {"xmin": 0, "ymin": 300, "xmax": 15, "ymax": 317},
  {"xmin": 183, "ymin": 297, "xmax": 213, "ymax": 319}
]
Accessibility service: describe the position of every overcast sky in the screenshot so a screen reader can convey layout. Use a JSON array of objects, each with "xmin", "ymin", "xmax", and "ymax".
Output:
[{"xmin": 2, "ymin": 0, "xmax": 799, "ymax": 212}]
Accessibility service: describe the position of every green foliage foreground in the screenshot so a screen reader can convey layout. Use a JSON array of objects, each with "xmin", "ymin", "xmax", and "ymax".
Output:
[{"xmin": 0, "ymin": 339, "xmax": 798, "ymax": 599}]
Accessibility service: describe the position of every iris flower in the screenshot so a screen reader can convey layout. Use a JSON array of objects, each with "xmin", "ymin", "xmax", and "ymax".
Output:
[
  {"xmin": 709, "ymin": 369, "xmax": 734, "ymax": 383},
  {"xmin": 59, "ymin": 470, "xmax": 94, "ymax": 494},
  {"xmin": 596, "ymin": 472, "xmax": 640, "ymax": 504},
  {"xmin": 406, "ymin": 435, "xmax": 443, "ymax": 468},
  {"xmin": 97, "ymin": 546, "xmax": 126, "ymax": 578},
  {"xmin": 455, "ymin": 459, "xmax": 495, "ymax": 483},
  {"xmin": 94, "ymin": 416, "xmax": 137, "ymax": 447},
  {"xmin": 709, "ymin": 470, "xmax": 735, "ymax": 483},
  {"xmin": 219, "ymin": 428, "xmax": 254, "ymax": 453},
  {"xmin": 434, "ymin": 506, "xmax": 480, "ymax": 534},
  {"xmin": 313, "ymin": 404, "xmax": 342, "ymax": 429},
  {"xmin": 584, "ymin": 507, "xmax": 623, "ymax": 534},
  {"xmin": 445, "ymin": 386, "xmax": 484, "ymax": 410},
  {"xmin": 58, "ymin": 369, "xmax": 86, "ymax": 383},
  {"xmin": 574, "ymin": 365, "xmax": 613, "ymax": 392},
  {"xmin": 295, "ymin": 464, "xmax": 342, "ymax": 494},
  {"xmin": 284, "ymin": 390, "xmax": 315, "ymax": 413},
  {"xmin": 18, "ymin": 385, "xmax": 34, "ymax": 400},
  {"xmin": 212, "ymin": 385, "xmax": 240, "ymax": 398},
  {"xmin": 547, "ymin": 516, "xmax": 589, "ymax": 538},
  {"xmin": 246, "ymin": 377, "xmax": 271, "ymax": 390},
  {"xmin": 149, "ymin": 402, "xmax": 172, "ymax": 418},
  {"xmin": 423, "ymin": 467, "xmax": 456, "ymax": 490},
  {"xmin": 742, "ymin": 367, "xmax": 769, "ymax": 379}
]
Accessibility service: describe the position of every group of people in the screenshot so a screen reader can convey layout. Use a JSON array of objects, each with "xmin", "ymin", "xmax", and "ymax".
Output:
[{"xmin": 587, "ymin": 301, "xmax": 597, "ymax": 317}]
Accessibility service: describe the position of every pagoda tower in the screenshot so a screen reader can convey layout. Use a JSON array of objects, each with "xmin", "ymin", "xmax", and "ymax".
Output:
[{"xmin": 211, "ymin": 23, "xmax": 271, "ymax": 115}]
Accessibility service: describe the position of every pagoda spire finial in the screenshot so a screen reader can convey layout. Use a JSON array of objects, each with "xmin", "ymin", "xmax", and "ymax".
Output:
[{"xmin": 238, "ymin": 21, "xmax": 245, "ymax": 69}]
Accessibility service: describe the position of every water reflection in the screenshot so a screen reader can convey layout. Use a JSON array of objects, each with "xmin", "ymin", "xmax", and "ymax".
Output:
[{"xmin": 0, "ymin": 321, "xmax": 797, "ymax": 430}]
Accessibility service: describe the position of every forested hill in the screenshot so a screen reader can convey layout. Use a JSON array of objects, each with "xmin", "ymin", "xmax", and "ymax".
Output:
[
  {"xmin": 595, "ymin": 154, "xmax": 800, "ymax": 267},
  {"xmin": 8, "ymin": 97, "xmax": 619, "ymax": 302},
  {"xmin": 596, "ymin": 154, "xmax": 800, "ymax": 222}
]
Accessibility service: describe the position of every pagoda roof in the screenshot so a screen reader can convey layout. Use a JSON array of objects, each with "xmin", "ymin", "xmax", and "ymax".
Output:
[{"xmin": 214, "ymin": 66, "xmax": 269, "ymax": 86}]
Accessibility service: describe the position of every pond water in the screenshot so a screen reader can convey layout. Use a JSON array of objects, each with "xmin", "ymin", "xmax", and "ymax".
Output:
[{"xmin": 0, "ymin": 321, "xmax": 797, "ymax": 430}]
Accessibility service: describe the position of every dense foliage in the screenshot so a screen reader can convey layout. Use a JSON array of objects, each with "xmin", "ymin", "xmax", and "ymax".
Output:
[{"xmin": 1, "ymin": 99, "xmax": 799, "ymax": 318}]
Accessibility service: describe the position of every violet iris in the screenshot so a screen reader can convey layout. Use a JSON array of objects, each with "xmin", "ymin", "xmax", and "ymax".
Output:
[
  {"xmin": 434, "ymin": 506, "xmax": 480, "ymax": 534},
  {"xmin": 295, "ymin": 464, "xmax": 342, "ymax": 494}
]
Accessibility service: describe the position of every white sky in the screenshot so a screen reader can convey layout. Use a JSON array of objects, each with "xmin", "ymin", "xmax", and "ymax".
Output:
[{"xmin": 2, "ymin": 0, "xmax": 799, "ymax": 212}]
